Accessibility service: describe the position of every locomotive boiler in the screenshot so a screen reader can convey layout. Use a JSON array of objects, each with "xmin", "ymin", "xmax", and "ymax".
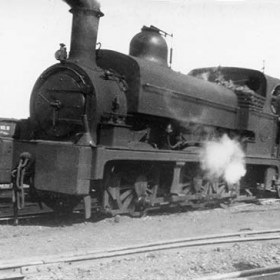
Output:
[{"xmin": 1, "ymin": 0, "xmax": 280, "ymax": 218}]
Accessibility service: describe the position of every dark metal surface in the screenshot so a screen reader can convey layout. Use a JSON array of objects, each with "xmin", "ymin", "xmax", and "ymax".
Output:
[
  {"xmin": 97, "ymin": 50, "xmax": 239, "ymax": 130},
  {"xmin": 1, "ymin": 0, "xmax": 280, "ymax": 216},
  {"xmin": 129, "ymin": 25, "xmax": 168, "ymax": 66},
  {"xmin": 63, "ymin": 0, "xmax": 103, "ymax": 67}
]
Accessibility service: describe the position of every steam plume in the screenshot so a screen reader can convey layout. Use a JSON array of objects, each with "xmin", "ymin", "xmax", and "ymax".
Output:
[{"xmin": 199, "ymin": 134, "xmax": 246, "ymax": 184}]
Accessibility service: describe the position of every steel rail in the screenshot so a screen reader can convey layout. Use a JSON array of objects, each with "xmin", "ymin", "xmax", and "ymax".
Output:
[
  {"xmin": 0, "ymin": 211, "xmax": 54, "ymax": 223},
  {"xmin": 0, "ymin": 274, "xmax": 23, "ymax": 280},
  {"xmin": 0, "ymin": 196, "xmax": 277, "ymax": 225},
  {"xmin": 0, "ymin": 207, "xmax": 84, "ymax": 223},
  {"xmin": 196, "ymin": 265, "xmax": 280, "ymax": 279},
  {"xmin": 1, "ymin": 228, "xmax": 280, "ymax": 279}
]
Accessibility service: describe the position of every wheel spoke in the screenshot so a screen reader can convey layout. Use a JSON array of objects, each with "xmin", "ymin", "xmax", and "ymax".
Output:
[
  {"xmin": 105, "ymin": 184, "xmax": 137, "ymax": 214},
  {"xmin": 217, "ymin": 184, "xmax": 226, "ymax": 195},
  {"xmin": 120, "ymin": 189, "xmax": 133, "ymax": 201},
  {"xmin": 103, "ymin": 167, "xmax": 159, "ymax": 215},
  {"xmin": 121, "ymin": 190, "xmax": 135, "ymax": 211}
]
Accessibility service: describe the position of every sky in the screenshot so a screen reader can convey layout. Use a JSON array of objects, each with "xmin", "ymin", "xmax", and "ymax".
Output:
[{"xmin": 1, "ymin": 0, "xmax": 280, "ymax": 118}]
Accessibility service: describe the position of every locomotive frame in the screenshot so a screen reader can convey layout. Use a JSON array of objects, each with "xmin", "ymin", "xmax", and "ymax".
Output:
[{"xmin": 1, "ymin": 0, "xmax": 280, "ymax": 219}]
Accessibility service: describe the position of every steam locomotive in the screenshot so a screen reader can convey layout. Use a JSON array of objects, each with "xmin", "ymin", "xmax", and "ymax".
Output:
[{"xmin": 1, "ymin": 0, "xmax": 280, "ymax": 218}]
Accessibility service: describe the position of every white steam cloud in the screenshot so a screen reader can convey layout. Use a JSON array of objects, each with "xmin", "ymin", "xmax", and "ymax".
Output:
[{"xmin": 199, "ymin": 134, "xmax": 246, "ymax": 184}]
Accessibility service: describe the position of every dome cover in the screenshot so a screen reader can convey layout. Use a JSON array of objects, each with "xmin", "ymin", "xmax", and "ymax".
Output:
[{"xmin": 129, "ymin": 26, "xmax": 168, "ymax": 66}]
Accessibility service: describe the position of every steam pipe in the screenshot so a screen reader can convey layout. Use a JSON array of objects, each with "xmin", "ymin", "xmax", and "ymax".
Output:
[{"xmin": 63, "ymin": 0, "xmax": 104, "ymax": 67}]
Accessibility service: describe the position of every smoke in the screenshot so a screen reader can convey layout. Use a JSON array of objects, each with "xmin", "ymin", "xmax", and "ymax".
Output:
[{"xmin": 199, "ymin": 134, "xmax": 246, "ymax": 184}]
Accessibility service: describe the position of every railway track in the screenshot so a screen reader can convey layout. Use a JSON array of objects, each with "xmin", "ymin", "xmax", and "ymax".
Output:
[
  {"xmin": 0, "ymin": 190, "xmax": 85, "ymax": 224},
  {"xmin": 1, "ymin": 229, "xmax": 280, "ymax": 279},
  {"xmin": 0, "ymin": 199, "xmax": 53, "ymax": 224},
  {"xmin": 0, "ymin": 196, "xmax": 278, "ymax": 226},
  {"xmin": 0, "ymin": 181, "xmax": 276, "ymax": 222},
  {"xmin": 197, "ymin": 266, "xmax": 280, "ymax": 279}
]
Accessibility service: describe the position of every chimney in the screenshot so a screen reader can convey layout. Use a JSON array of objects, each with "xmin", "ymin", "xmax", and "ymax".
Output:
[{"xmin": 63, "ymin": 0, "xmax": 104, "ymax": 67}]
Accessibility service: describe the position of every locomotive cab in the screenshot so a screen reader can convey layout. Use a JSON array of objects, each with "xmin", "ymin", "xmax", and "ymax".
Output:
[{"xmin": 271, "ymin": 85, "xmax": 280, "ymax": 116}]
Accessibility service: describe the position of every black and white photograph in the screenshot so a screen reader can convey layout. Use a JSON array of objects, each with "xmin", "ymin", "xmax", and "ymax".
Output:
[{"xmin": 1, "ymin": 0, "xmax": 280, "ymax": 279}]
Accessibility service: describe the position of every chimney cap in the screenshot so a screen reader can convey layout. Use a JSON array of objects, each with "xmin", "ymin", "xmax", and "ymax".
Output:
[{"xmin": 63, "ymin": 0, "xmax": 104, "ymax": 16}]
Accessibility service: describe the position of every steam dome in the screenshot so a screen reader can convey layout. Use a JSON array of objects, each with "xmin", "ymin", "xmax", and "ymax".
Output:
[{"xmin": 129, "ymin": 25, "xmax": 168, "ymax": 66}]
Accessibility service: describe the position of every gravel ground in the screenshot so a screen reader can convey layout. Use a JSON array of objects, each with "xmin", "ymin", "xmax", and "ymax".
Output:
[
  {"xmin": 23, "ymin": 242, "xmax": 280, "ymax": 280},
  {"xmin": 2, "ymin": 199, "xmax": 280, "ymax": 279}
]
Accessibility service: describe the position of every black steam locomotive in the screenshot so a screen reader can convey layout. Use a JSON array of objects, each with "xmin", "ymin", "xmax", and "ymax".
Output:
[{"xmin": 1, "ymin": 0, "xmax": 280, "ymax": 218}]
